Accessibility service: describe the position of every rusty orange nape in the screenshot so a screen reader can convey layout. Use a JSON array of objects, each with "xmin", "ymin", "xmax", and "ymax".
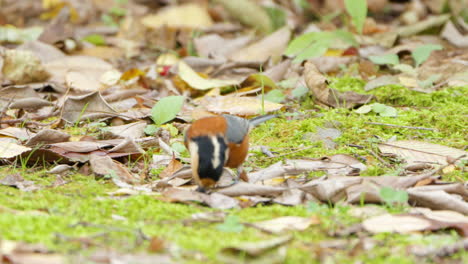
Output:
[{"xmin": 186, "ymin": 116, "xmax": 228, "ymax": 138}]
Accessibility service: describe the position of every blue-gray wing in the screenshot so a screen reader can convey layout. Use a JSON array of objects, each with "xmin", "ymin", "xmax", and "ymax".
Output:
[{"xmin": 222, "ymin": 115, "xmax": 250, "ymax": 144}]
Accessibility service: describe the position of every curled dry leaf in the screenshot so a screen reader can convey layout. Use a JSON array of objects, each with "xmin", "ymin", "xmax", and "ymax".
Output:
[
  {"xmin": 213, "ymin": 0, "xmax": 273, "ymax": 34},
  {"xmin": 363, "ymin": 210, "xmax": 468, "ymax": 237},
  {"xmin": 218, "ymin": 236, "xmax": 292, "ymax": 263},
  {"xmin": 229, "ymin": 27, "xmax": 291, "ymax": 63},
  {"xmin": 251, "ymin": 216, "xmax": 319, "ymax": 234},
  {"xmin": 177, "ymin": 61, "xmax": 239, "ymax": 90},
  {"xmin": 25, "ymin": 129, "xmax": 70, "ymax": 147},
  {"xmin": 1, "ymin": 49, "xmax": 50, "ymax": 84},
  {"xmin": 62, "ymin": 91, "xmax": 117, "ymax": 123},
  {"xmin": 217, "ymin": 182, "xmax": 287, "ymax": 197},
  {"xmin": 441, "ymin": 21, "xmax": 468, "ymax": 48},
  {"xmin": 103, "ymin": 121, "xmax": 147, "ymax": 139},
  {"xmin": 44, "ymin": 56, "xmax": 116, "ymax": 92},
  {"xmin": 378, "ymin": 140, "xmax": 467, "ymax": 165},
  {"xmin": 304, "ymin": 61, "xmax": 374, "ymax": 108},
  {"xmin": 89, "ymin": 154, "xmax": 138, "ymax": 184},
  {"xmin": 0, "ymin": 141, "xmax": 31, "ymax": 159},
  {"xmin": 141, "ymin": 3, "xmax": 213, "ymax": 29},
  {"xmin": 202, "ymin": 96, "xmax": 283, "ymax": 116}
]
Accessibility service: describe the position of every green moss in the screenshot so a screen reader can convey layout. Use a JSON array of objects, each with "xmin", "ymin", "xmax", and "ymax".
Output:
[{"xmin": 1, "ymin": 77, "xmax": 466, "ymax": 262}]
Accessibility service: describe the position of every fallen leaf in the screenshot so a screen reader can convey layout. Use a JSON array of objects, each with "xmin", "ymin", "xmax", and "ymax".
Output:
[
  {"xmin": 1, "ymin": 49, "xmax": 50, "ymax": 84},
  {"xmin": 202, "ymin": 96, "xmax": 283, "ymax": 116},
  {"xmin": 103, "ymin": 121, "xmax": 147, "ymax": 139},
  {"xmin": 44, "ymin": 56, "xmax": 116, "ymax": 92},
  {"xmin": 177, "ymin": 61, "xmax": 239, "ymax": 90},
  {"xmin": 90, "ymin": 154, "xmax": 138, "ymax": 184},
  {"xmin": 218, "ymin": 236, "xmax": 291, "ymax": 263},
  {"xmin": 141, "ymin": 3, "xmax": 213, "ymax": 29},
  {"xmin": 364, "ymin": 75, "xmax": 400, "ymax": 91},
  {"xmin": 378, "ymin": 140, "xmax": 467, "ymax": 165},
  {"xmin": 0, "ymin": 141, "xmax": 31, "ymax": 159},
  {"xmin": 0, "ymin": 173, "xmax": 40, "ymax": 191},
  {"xmin": 251, "ymin": 216, "xmax": 319, "ymax": 234},
  {"xmin": 214, "ymin": 0, "xmax": 273, "ymax": 34},
  {"xmin": 397, "ymin": 14, "xmax": 450, "ymax": 37},
  {"xmin": 62, "ymin": 91, "xmax": 117, "ymax": 123},
  {"xmin": 229, "ymin": 27, "xmax": 291, "ymax": 63},
  {"xmin": 304, "ymin": 61, "xmax": 374, "ymax": 108}
]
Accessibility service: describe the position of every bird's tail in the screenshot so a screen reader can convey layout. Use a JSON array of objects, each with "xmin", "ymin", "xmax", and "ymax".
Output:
[{"xmin": 249, "ymin": 114, "xmax": 277, "ymax": 127}]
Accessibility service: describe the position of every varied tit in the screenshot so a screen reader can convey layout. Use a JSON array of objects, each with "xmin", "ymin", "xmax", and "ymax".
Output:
[{"xmin": 184, "ymin": 114, "xmax": 276, "ymax": 192}]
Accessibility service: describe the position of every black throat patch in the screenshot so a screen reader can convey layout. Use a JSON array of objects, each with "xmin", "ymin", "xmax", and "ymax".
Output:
[{"xmin": 191, "ymin": 135, "xmax": 227, "ymax": 182}]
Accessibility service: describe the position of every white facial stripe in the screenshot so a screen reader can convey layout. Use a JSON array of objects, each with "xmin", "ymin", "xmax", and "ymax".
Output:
[
  {"xmin": 188, "ymin": 141, "xmax": 201, "ymax": 186},
  {"xmin": 210, "ymin": 136, "xmax": 221, "ymax": 169}
]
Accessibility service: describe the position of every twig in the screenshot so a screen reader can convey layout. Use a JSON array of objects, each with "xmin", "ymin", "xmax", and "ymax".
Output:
[
  {"xmin": 368, "ymin": 149, "xmax": 392, "ymax": 168},
  {"xmin": 365, "ymin": 122, "xmax": 436, "ymax": 131},
  {"xmin": 0, "ymin": 110, "xmax": 60, "ymax": 126},
  {"xmin": 275, "ymin": 145, "xmax": 317, "ymax": 158}
]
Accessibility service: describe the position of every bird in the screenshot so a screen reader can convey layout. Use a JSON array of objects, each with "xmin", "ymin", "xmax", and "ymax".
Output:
[{"xmin": 184, "ymin": 114, "xmax": 276, "ymax": 192}]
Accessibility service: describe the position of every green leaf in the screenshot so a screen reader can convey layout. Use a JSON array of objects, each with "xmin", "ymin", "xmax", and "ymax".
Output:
[
  {"xmin": 380, "ymin": 187, "xmax": 408, "ymax": 205},
  {"xmin": 264, "ymin": 6, "xmax": 286, "ymax": 30},
  {"xmin": 344, "ymin": 0, "xmax": 367, "ymax": 34},
  {"xmin": 418, "ymin": 74, "xmax": 442, "ymax": 88},
  {"xmin": 379, "ymin": 106, "xmax": 397, "ymax": 117},
  {"xmin": 265, "ymin": 89, "xmax": 286, "ymax": 103},
  {"xmin": 369, "ymin": 54, "xmax": 399, "ymax": 65},
  {"xmin": 355, "ymin": 104, "xmax": 372, "ymax": 114},
  {"xmin": 151, "ymin": 96, "xmax": 185, "ymax": 126},
  {"xmin": 82, "ymin": 34, "xmax": 106, "ymax": 46},
  {"xmin": 371, "ymin": 103, "xmax": 386, "ymax": 113},
  {"xmin": 392, "ymin": 64, "xmax": 417, "ymax": 76},
  {"xmin": 144, "ymin": 124, "xmax": 159, "ymax": 135},
  {"xmin": 412, "ymin": 44, "xmax": 443, "ymax": 67},
  {"xmin": 216, "ymin": 215, "xmax": 244, "ymax": 233},
  {"xmin": 171, "ymin": 142, "xmax": 187, "ymax": 154},
  {"xmin": 285, "ymin": 32, "xmax": 321, "ymax": 56},
  {"xmin": 293, "ymin": 39, "xmax": 330, "ymax": 63},
  {"xmin": 333, "ymin": 29, "xmax": 359, "ymax": 47},
  {"xmin": 291, "ymin": 85, "xmax": 308, "ymax": 98}
]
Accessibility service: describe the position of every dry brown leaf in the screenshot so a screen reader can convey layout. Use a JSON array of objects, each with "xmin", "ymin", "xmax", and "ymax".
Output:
[
  {"xmin": 217, "ymin": 182, "xmax": 286, "ymax": 197},
  {"xmin": 159, "ymin": 157, "xmax": 183, "ymax": 179},
  {"xmin": 17, "ymin": 40, "xmax": 66, "ymax": 63},
  {"xmin": 363, "ymin": 214, "xmax": 433, "ymax": 234},
  {"xmin": 202, "ymin": 96, "xmax": 283, "ymax": 116},
  {"xmin": 229, "ymin": 27, "xmax": 291, "ymax": 63},
  {"xmin": 141, "ymin": 3, "xmax": 213, "ymax": 29},
  {"xmin": 44, "ymin": 56, "xmax": 116, "ymax": 92},
  {"xmin": 304, "ymin": 61, "xmax": 374, "ymax": 108},
  {"xmin": 0, "ymin": 141, "xmax": 31, "ymax": 159},
  {"xmin": 1, "ymin": 240, "xmax": 64, "ymax": 264},
  {"xmin": 62, "ymin": 91, "xmax": 117, "ymax": 123},
  {"xmin": 219, "ymin": 236, "xmax": 291, "ymax": 263},
  {"xmin": 25, "ymin": 129, "xmax": 70, "ymax": 147},
  {"xmin": 103, "ymin": 121, "xmax": 147, "ymax": 139},
  {"xmin": 1, "ymin": 49, "xmax": 50, "ymax": 84},
  {"xmin": 378, "ymin": 140, "xmax": 467, "ymax": 165},
  {"xmin": 194, "ymin": 34, "xmax": 252, "ymax": 59},
  {"xmin": 300, "ymin": 177, "xmax": 362, "ymax": 203},
  {"xmin": 407, "ymin": 189, "xmax": 468, "ymax": 215},
  {"xmin": 251, "ymin": 216, "xmax": 319, "ymax": 234},
  {"xmin": 89, "ymin": 154, "xmax": 138, "ymax": 184},
  {"xmin": 0, "ymin": 173, "xmax": 40, "ymax": 192},
  {"xmin": 214, "ymin": 0, "xmax": 273, "ymax": 34}
]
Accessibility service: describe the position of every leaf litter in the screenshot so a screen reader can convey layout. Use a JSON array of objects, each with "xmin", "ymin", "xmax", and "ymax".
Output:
[{"xmin": 0, "ymin": 0, "xmax": 467, "ymax": 263}]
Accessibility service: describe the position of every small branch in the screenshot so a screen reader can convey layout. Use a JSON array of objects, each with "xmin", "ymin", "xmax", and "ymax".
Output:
[
  {"xmin": 0, "ymin": 110, "xmax": 60, "ymax": 126},
  {"xmin": 368, "ymin": 149, "xmax": 392, "ymax": 168},
  {"xmin": 365, "ymin": 122, "xmax": 436, "ymax": 131}
]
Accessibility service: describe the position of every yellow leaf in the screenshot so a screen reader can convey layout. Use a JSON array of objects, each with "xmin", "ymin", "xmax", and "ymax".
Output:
[
  {"xmin": 178, "ymin": 62, "xmax": 239, "ymax": 90},
  {"xmin": 141, "ymin": 4, "xmax": 213, "ymax": 29}
]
